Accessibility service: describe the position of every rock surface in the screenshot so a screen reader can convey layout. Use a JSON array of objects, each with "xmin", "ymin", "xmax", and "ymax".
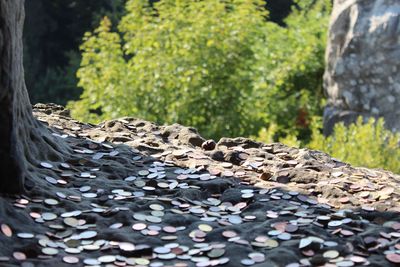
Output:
[
  {"xmin": 0, "ymin": 104, "xmax": 399, "ymax": 267},
  {"xmin": 323, "ymin": 0, "xmax": 400, "ymax": 134}
]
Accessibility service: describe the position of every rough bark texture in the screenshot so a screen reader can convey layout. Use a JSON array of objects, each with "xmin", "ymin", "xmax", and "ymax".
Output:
[
  {"xmin": 323, "ymin": 0, "xmax": 400, "ymax": 135},
  {"xmin": 0, "ymin": 0, "xmax": 68, "ymax": 194}
]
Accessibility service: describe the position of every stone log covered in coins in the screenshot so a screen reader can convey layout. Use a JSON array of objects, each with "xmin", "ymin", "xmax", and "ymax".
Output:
[
  {"xmin": 0, "ymin": 0, "xmax": 69, "ymax": 194},
  {"xmin": 323, "ymin": 0, "xmax": 400, "ymax": 135}
]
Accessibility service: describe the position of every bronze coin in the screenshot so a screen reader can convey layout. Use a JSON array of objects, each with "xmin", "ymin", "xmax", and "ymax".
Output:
[
  {"xmin": 163, "ymin": 226, "xmax": 177, "ymax": 233},
  {"xmin": 1, "ymin": 224, "xmax": 12, "ymax": 237},
  {"xmin": 222, "ymin": 230, "xmax": 237, "ymax": 238},
  {"xmin": 386, "ymin": 253, "xmax": 400, "ymax": 263},
  {"xmin": 13, "ymin": 252, "xmax": 26, "ymax": 260}
]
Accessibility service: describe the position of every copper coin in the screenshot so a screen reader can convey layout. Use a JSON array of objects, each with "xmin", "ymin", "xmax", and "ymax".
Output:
[
  {"xmin": 13, "ymin": 252, "xmax": 26, "ymax": 260},
  {"xmin": 386, "ymin": 253, "xmax": 400, "ymax": 263},
  {"xmin": 222, "ymin": 230, "xmax": 237, "ymax": 238},
  {"xmin": 163, "ymin": 226, "xmax": 177, "ymax": 233},
  {"xmin": 1, "ymin": 224, "xmax": 12, "ymax": 237}
]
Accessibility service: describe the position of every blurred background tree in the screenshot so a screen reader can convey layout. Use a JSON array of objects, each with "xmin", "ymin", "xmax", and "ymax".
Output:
[
  {"xmin": 23, "ymin": 0, "xmax": 125, "ymax": 105},
  {"xmin": 255, "ymin": 0, "xmax": 331, "ymax": 145},
  {"xmin": 69, "ymin": 0, "xmax": 330, "ymax": 141},
  {"xmin": 69, "ymin": 0, "xmax": 269, "ymax": 138},
  {"xmin": 23, "ymin": 0, "xmax": 294, "ymax": 105}
]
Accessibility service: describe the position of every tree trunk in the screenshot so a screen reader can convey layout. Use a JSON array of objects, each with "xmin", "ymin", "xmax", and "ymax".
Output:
[{"xmin": 0, "ymin": 0, "xmax": 69, "ymax": 194}]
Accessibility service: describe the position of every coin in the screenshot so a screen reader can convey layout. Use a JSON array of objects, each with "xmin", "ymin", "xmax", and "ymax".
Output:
[
  {"xmin": 336, "ymin": 260, "xmax": 355, "ymax": 267},
  {"xmin": 64, "ymin": 217, "xmax": 79, "ymax": 227},
  {"xmin": 132, "ymin": 223, "xmax": 147, "ymax": 230},
  {"xmin": 150, "ymin": 204, "xmax": 164, "ymax": 211},
  {"xmin": 45, "ymin": 176, "xmax": 58, "ymax": 184},
  {"xmin": 1, "ymin": 224, "xmax": 12, "ymax": 237},
  {"xmin": 109, "ymin": 223, "xmax": 123, "ymax": 229},
  {"xmin": 136, "ymin": 258, "xmax": 150, "ymax": 265},
  {"xmin": 13, "ymin": 252, "xmax": 26, "ymax": 260},
  {"xmin": 17, "ymin": 233, "xmax": 34, "ymax": 239},
  {"xmin": 98, "ymin": 255, "xmax": 116, "ymax": 263},
  {"xmin": 42, "ymin": 247, "xmax": 59, "ymax": 255},
  {"xmin": 42, "ymin": 212, "xmax": 57, "ymax": 221},
  {"xmin": 323, "ymin": 250, "xmax": 339, "ymax": 259},
  {"xmin": 119, "ymin": 242, "xmax": 135, "ymax": 251},
  {"xmin": 40, "ymin": 162, "xmax": 53, "ymax": 169},
  {"xmin": 163, "ymin": 226, "xmax": 177, "ymax": 233},
  {"xmin": 154, "ymin": 247, "xmax": 171, "ymax": 254},
  {"xmin": 241, "ymin": 258, "xmax": 255, "ymax": 266},
  {"xmin": 386, "ymin": 253, "xmax": 400, "ymax": 263},
  {"xmin": 198, "ymin": 224, "xmax": 213, "ymax": 232},
  {"xmin": 63, "ymin": 256, "xmax": 79, "ymax": 264},
  {"xmin": 44, "ymin": 199, "xmax": 59, "ymax": 205},
  {"xmin": 208, "ymin": 248, "xmax": 225, "ymax": 258},
  {"xmin": 83, "ymin": 258, "xmax": 100, "ymax": 265},
  {"xmin": 79, "ymin": 230, "xmax": 97, "ymax": 239},
  {"xmin": 248, "ymin": 252, "xmax": 265, "ymax": 263}
]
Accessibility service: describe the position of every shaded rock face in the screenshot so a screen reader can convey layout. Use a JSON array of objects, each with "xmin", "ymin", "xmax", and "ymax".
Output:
[{"xmin": 323, "ymin": 0, "xmax": 400, "ymax": 135}]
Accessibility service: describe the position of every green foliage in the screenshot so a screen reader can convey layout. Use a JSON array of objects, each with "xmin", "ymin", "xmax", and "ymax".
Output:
[
  {"xmin": 70, "ymin": 0, "xmax": 268, "ymax": 139},
  {"xmin": 310, "ymin": 117, "xmax": 400, "ymax": 174},
  {"xmin": 71, "ymin": 0, "xmax": 331, "ymax": 141},
  {"xmin": 255, "ymin": 0, "xmax": 331, "ymax": 143}
]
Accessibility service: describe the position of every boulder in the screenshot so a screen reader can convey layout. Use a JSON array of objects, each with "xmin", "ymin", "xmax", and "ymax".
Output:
[{"xmin": 323, "ymin": 0, "xmax": 400, "ymax": 135}]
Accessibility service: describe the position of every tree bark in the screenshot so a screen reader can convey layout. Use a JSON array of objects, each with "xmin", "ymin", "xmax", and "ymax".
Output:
[{"xmin": 0, "ymin": 0, "xmax": 69, "ymax": 194}]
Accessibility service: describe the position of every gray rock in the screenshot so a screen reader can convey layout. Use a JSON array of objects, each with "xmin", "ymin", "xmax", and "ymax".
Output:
[{"xmin": 324, "ymin": 0, "xmax": 400, "ymax": 135}]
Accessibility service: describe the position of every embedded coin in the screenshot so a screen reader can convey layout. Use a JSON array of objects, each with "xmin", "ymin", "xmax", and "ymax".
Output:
[
  {"xmin": 83, "ymin": 258, "xmax": 100, "ymax": 265},
  {"xmin": 208, "ymin": 248, "xmax": 225, "ymax": 258},
  {"xmin": 119, "ymin": 242, "xmax": 135, "ymax": 251},
  {"xmin": 150, "ymin": 204, "xmax": 164, "ymax": 211},
  {"xmin": 42, "ymin": 212, "xmax": 57, "ymax": 221},
  {"xmin": 154, "ymin": 246, "xmax": 171, "ymax": 254},
  {"xmin": 222, "ymin": 231, "xmax": 237, "ymax": 238},
  {"xmin": 63, "ymin": 256, "xmax": 79, "ymax": 264},
  {"xmin": 132, "ymin": 223, "xmax": 147, "ymax": 230},
  {"xmin": 323, "ymin": 250, "xmax": 339, "ymax": 259},
  {"xmin": 109, "ymin": 223, "xmax": 123, "ymax": 229},
  {"xmin": 198, "ymin": 224, "xmax": 213, "ymax": 232},
  {"xmin": 241, "ymin": 258, "xmax": 255, "ymax": 266},
  {"xmin": 17, "ymin": 233, "xmax": 34, "ymax": 239},
  {"xmin": 42, "ymin": 247, "xmax": 59, "ymax": 256},
  {"xmin": 13, "ymin": 252, "xmax": 26, "ymax": 260},
  {"xmin": 64, "ymin": 217, "xmax": 79, "ymax": 227},
  {"xmin": 79, "ymin": 230, "xmax": 97, "ymax": 239},
  {"xmin": 98, "ymin": 255, "xmax": 116, "ymax": 263},
  {"xmin": 40, "ymin": 162, "xmax": 53, "ymax": 169},
  {"xmin": 44, "ymin": 199, "xmax": 59, "ymax": 205},
  {"xmin": 1, "ymin": 224, "xmax": 12, "ymax": 237},
  {"xmin": 386, "ymin": 253, "xmax": 400, "ymax": 264},
  {"xmin": 248, "ymin": 252, "xmax": 265, "ymax": 263}
]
